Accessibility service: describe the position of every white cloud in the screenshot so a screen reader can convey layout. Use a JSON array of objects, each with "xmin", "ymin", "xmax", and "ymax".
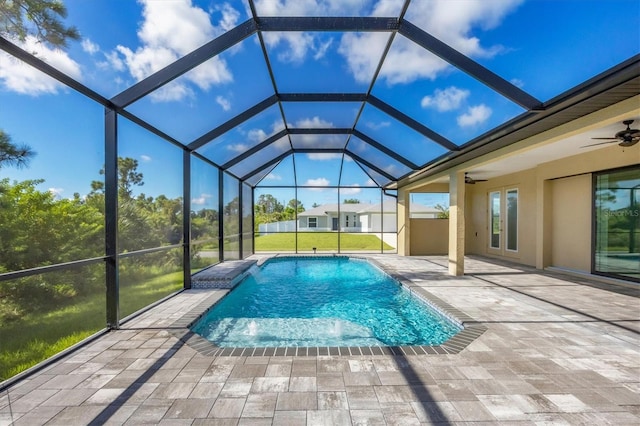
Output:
[
  {"xmin": 112, "ymin": 0, "xmax": 236, "ymax": 102},
  {"xmin": 307, "ymin": 153, "xmax": 342, "ymax": 160},
  {"xmin": 340, "ymin": 186, "xmax": 361, "ymax": 195},
  {"xmin": 82, "ymin": 39, "xmax": 100, "ymax": 55},
  {"xmin": 0, "ymin": 36, "xmax": 82, "ymax": 95},
  {"xmin": 192, "ymin": 193, "xmax": 212, "ymax": 205},
  {"xmin": 140, "ymin": 155, "xmax": 152, "ymax": 162},
  {"xmin": 99, "ymin": 50, "xmax": 126, "ymax": 72},
  {"xmin": 510, "ymin": 78, "xmax": 524, "ymax": 88},
  {"xmin": 292, "ymin": 117, "xmax": 343, "ymax": 149},
  {"xmin": 227, "ymin": 143, "xmax": 248, "ymax": 152},
  {"xmin": 383, "ymin": 164, "xmax": 400, "ymax": 175},
  {"xmin": 241, "ymin": 121, "xmax": 284, "ymax": 146},
  {"xmin": 296, "ymin": 116, "xmax": 333, "ymax": 128},
  {"xmin": 253, "ymin": 0, "xmax": 370, "ymax": 18},
  {"xmin": 305, "ymin": 177, "xmax": 330, "ymax": 187},
  {"xmin": 263, "ymin": 32, "xmax": 316, "ymax": 64},
  {"xmin": 421, "ymin": 86, "xmax": 469, "ymax": 111},
  {"xmin": 339, "ymin": 32, "xmax": 395, "ymax": 83},
  {"xmin": 339, "ymin": 0, "xmax": 522, "ymax": 84},
  {"xmin": 216, "ymin": 95, "xmax": 231, "ymax": 111},
  {"xmin": 313, "ymin": 38, "xmax": 333, "ymax": 60},
  {"xmin": 457, "ymin": 104, "xmax": 492, "ymax": 127},
  {"xmin": 254, "ymin": 0, "xmax": 342, "ymax": 64},
  {"xmin": 147, "ymin": 80, "xmax": 195, "ymax": 102},
  {"xmin": 365, "ymin": 120, "xmax": 391, "ymax": 131},
  {"xmin": 213, "ymin": 3, "xmax": 241, "ymax": 31},
  {"xmin": 49, "ymin": 187, "xmax": 64, "ymax": 198},
  {"xmin": 248, "ymin": 128, "xmax": 267, "ymax": 142},
  {"xmin": 272, "ymin": 119, "xmax": 287, "ymax": 133},
  {"xmin": 265, "ymin": 173, "xmax": 282, "ymax": 181}
]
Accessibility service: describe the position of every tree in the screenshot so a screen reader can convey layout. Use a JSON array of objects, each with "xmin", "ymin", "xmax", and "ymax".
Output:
[
  {"xmin": 343, "ymin": 198, "xmax": 360, "ymax": 204},
  {"xmin": 191, "ymin": 208, "xmax": 218, "ymax": 242},
  {"xmin": 287, "ymin": 199, "xmax": 304, "ymax": 212},
  {"xmin": 90, "ymin": 157, "xmax": 144, "ymax": 200},
  {"xmin": 0, "ymin": 0, "xmax": 80, "ymax": 48},
  {"xmin": 0, "ymin": 129, "xmax": 35, "ymax": 169},
  {"xmin": 256, "ymin": 194, "xmax": 283, "ymax": 214},
  {"xmin": 281, "ymin": 199, "xmax": 304, "ymax": 221},
  {"xmin": 0, "ymin": 178, "xmax": 103, "ymax": 272},
  {"xmin": 434, "ymin": 203, "xmax": 449, "ymax": 219}
]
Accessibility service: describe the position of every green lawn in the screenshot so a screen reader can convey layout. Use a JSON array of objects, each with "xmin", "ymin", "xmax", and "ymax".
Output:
[
  {"xmin": 0, "ymin": 271, "xmax": 182, "ymax": 381},
  {"xmin": 255, "ymin": 233, "xmax": 394, "ymax": 251}
]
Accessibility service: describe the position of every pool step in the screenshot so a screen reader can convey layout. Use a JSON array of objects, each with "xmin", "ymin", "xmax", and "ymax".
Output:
[{"xmin": 191, "ymin": 259, "xmax": 257, "ymax": 289}]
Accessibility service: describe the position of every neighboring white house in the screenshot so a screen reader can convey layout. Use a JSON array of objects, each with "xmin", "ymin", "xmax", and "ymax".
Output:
[
  {"xmin": 258, "ymin": 202, "xmax": 443, "ymax": 234},
  {"xmin": 409, "ymin": 203, "xmax": 443, "ymax": 219},
  {"xmin": 297, "ymin": 201, "xmax": 398, "ymax": 232}
]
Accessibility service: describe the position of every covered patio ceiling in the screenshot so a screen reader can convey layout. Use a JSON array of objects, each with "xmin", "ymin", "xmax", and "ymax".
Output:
[{"xmin": 3, "ymin": 0, "xmax": 638, "ymax": 190}]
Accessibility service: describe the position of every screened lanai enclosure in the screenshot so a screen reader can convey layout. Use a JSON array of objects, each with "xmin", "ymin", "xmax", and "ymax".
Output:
[{"xmin": 1, "ymin": 0, "xmax": 638, "ymax": 382}]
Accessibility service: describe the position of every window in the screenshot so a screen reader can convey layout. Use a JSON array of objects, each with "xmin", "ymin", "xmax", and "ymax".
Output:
[
  {"xmin": 410, "ymin": 193, "xmax": 449, "ymax": 219},
  {"xmin": 506, "ymin": 189, "xmax": 518, "ymax": 251},
  {"xmin": 308, "ymin": 217, "xmax": 317, "ymax": 228}
]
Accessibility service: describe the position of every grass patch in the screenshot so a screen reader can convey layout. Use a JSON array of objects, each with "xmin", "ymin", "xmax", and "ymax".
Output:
[
  {"xmin": 0, "ymin": 271, "xmax": 182, "ymax": 381},
  {"xmin": 255, "ymin": 233, "xmax": 393, "ymax": 251}
]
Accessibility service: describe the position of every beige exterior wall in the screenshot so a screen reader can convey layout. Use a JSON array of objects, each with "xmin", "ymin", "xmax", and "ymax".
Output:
[
  {"xmin": 397, "ymin": 96, "xmax": 640, "ymax": 276},
  {"xmin": 550, "ymin": 174, "xmax": 592, "ymax": 272},
  {"xmin": 463, "ymin": 143, "xmax": 639, "ymax": 269},
  {"xmin": 410, "ymin": 219, "xmax": 449, "ymax": 254},
  {"xmin": 464, "ymin": 168, "xmax": 538, "ymax": 266}
]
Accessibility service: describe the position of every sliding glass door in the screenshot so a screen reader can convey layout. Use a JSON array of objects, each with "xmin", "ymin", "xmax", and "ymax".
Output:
[{"xmin": 594, "ymin": 166, "xmax": 640, "ymax": 282}]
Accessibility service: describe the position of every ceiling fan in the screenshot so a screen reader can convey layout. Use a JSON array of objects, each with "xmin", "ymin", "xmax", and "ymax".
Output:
[
  {"xmin": 583, "ymin": 119, "xmax": 640, "ymax": 148},
  {"xmin": 465, "ymin": 172, "xmax": 488, "ymax": 184}
]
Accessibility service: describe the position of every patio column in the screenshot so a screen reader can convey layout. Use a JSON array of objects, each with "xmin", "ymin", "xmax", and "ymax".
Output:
[
  {"xmin": 536, "ymin": 176, "xmax": 552, "ymax": 269},
  {"xmin": 397, "ymin": 188, "xmax": 410, "ymax": 256},
  {"xmin": 448, "ymin": 171, "xmax": 465, "ymax": 276}
]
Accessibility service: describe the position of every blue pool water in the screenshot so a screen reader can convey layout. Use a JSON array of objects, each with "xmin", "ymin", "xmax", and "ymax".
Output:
[{"xmin": 191, "ymin": 257, "xmax": 462, "ymax": 347}]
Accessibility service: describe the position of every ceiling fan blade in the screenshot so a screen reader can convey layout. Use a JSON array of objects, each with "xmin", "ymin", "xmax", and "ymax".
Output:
[
  {"xmin": 590, "ymin": 137, "xmax": 618, "ymax": 140},
  {"xmin": 581, "ymin": 141, "xmax": 619, "ymax": 148}
]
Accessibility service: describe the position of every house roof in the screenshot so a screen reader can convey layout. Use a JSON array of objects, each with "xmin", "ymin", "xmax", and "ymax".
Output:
[
  {"xmin": 298, "ymin": 203, "xmax": 371, "ymax": 217},
  {"xmin": 298, "ymin": 200, "xmax": 409, "ymax": 216}
]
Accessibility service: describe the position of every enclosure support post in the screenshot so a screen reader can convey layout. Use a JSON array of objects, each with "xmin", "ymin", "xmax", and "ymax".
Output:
[
  {"xmin": 183, "ymin": 150, "xmax": 192, "ymax": 289},
  {"xmin": 448, "ymin": 170, "xmax": 465, "ymax": 276},
  {"xmin": 105, "ymin": 108, "xmax": 119, "ymax": 329},
  {"xmin": 218, "ymin": 169, "xmax": 225, "ymax": 262},
  {"xmin": 238, "ymin": 180, "xmax": 243, "ymax": 258},
  {"xmin": 251, "ymin": 186, "xmax": 255, "ymax": 255}
]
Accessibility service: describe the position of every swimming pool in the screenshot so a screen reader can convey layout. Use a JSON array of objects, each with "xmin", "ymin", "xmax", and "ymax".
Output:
[{"xmin": 191, "ymin": 256, "xmax": 462, "ymax": 347}]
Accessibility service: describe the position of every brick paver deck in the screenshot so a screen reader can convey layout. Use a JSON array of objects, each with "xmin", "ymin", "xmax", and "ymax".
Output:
[{"xmin": 1, "ymin": 255, "xmax": 638, "ymax": 425}]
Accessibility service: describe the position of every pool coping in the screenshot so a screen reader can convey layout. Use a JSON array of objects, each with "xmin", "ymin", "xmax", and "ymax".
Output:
[{"xmin": 170, "ymin": 254, "xmax": 487, "ymax": 356}]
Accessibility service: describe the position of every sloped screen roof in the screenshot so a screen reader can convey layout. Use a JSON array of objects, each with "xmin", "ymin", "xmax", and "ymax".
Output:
[
  {"xmin": 3, "ymin": 0, "xmax": 637, "ymax": 190},
  {"xmin": 111, "ymin": 8, "xmax": 540, "ymax": 188}
]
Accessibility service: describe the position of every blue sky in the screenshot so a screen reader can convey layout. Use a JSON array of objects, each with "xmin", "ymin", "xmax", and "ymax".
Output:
[{"xmin": 0, "ymin": 0, "xmax": 638, "ymax": 212}]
